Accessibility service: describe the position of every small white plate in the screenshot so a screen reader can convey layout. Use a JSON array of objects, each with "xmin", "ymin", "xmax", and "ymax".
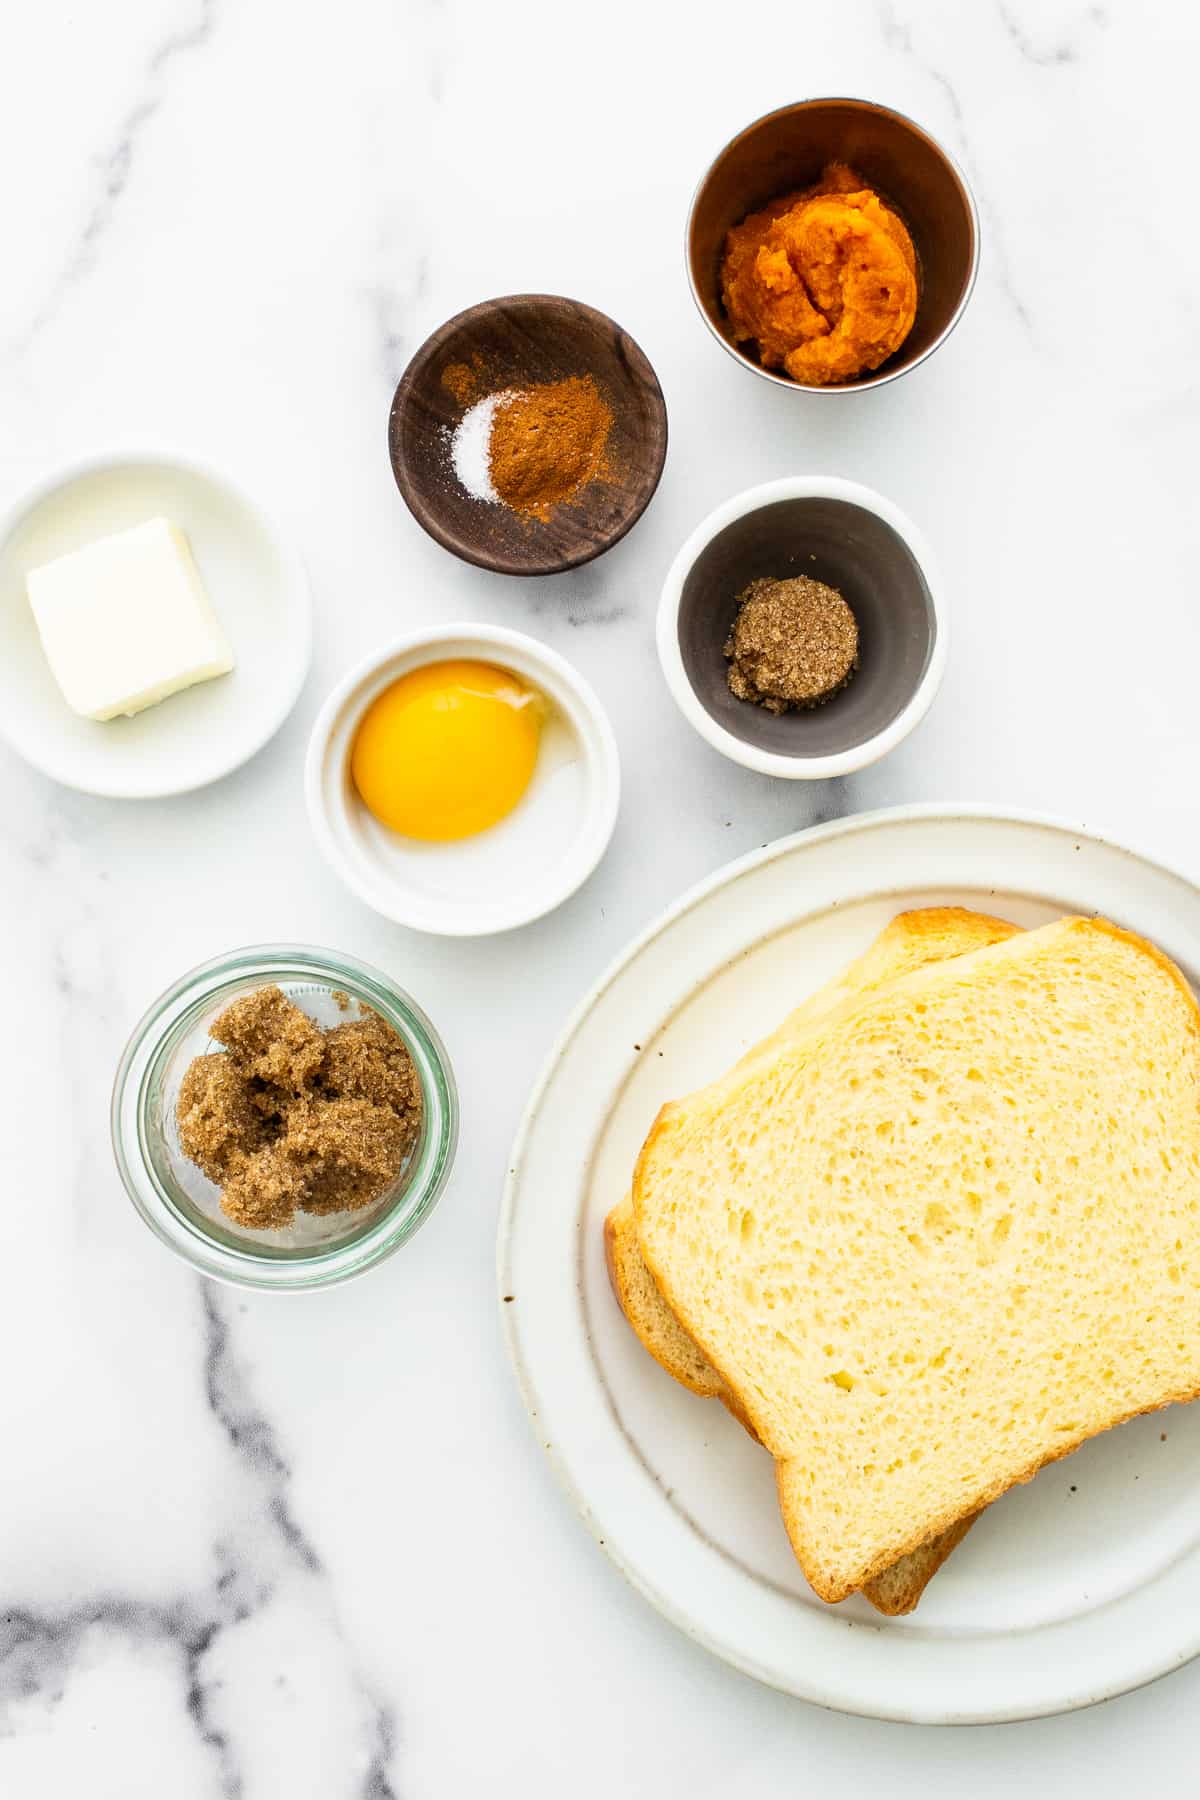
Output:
[
  {"xmin": 305, "ymin": 624, "xmax": 620, "ymax": 936},
  {"xmin": 499, "ymin": 806, "xmax": 1200, "ymax": 1722},
  {"xmin": 0, "ymin": 451, "xmax": 312, "ymax": 798}
]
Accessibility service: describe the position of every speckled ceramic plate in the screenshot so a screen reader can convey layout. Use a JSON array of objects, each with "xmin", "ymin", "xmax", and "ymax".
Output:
[{"xmin": 499, "ymin": 806, "xmax": 1200, "ymax": 1723}]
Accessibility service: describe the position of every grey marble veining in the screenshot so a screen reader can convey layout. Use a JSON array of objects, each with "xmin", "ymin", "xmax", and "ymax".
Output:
[
  {"xmin": 875, "ymin": 0, "xmax": 1037, "ymax": 336},
  {"xmin": 995, "ymin": 0, "xmax": 1108, "ymax": 67},
  {"xmin": 10, "ymin": 0, "xmax": 219, "ymax": 357},
  {"xmin": 1, "ymin": 1284, "xmax": 398, "ymax": 1797}
]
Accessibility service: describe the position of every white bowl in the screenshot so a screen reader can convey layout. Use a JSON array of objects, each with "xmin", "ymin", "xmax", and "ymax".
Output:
[
  {"xmin": 0, "ymin": 449, "xmax": 312, "ymax": 798},
  {"xmin": 656, "ymin": 476, "xmax": 947, "ymax": 779},
  {"xmin": 305, "ymin": 625, "xmax": 620, "ymax": 936}
]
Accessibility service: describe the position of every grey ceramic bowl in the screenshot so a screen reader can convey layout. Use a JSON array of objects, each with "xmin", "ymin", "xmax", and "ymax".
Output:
[
  {"xmin": 687, "ymin": 98, "xmax": 980, "ymax": 392},
  {"xmin": 657, "ymin": 477, "xmax": 946, "ymax": 778}
]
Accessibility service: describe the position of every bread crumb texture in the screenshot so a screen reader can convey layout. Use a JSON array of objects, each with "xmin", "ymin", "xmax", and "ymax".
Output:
[
  {"xmin": 608, "ymin": 909, "xmax": 1020, "ymax": 1612},
  {"xmin": 634, "ymin": 917, "xmax": 1200, "ymax": 1600}
]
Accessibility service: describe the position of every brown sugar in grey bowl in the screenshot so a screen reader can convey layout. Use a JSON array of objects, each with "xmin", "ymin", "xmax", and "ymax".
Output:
[
  {"xmin": 388, "ymin": 295, "xmax": 668, "ymax": 576},
  {"xmin": 657, "ymin": 477, "xmax": 946, "ymax": 779},
  {"xmin": 687, "ymin": 98, "xmax": 980, "ymax": 392}
]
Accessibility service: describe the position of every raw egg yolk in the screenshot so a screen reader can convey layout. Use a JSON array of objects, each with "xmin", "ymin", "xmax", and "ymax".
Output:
[{"xmin": 351, "ymin": 659, "xmax": 542, "ymax": 841}]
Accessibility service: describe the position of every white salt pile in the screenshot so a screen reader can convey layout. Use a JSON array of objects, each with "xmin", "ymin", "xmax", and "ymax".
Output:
[{"xmin": 451, "ymin": 391, "xmax": 515, "ymax": 503}]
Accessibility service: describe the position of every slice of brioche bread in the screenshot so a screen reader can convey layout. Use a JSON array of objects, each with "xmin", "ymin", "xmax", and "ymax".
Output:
[
  {"xmin": 605, "ymin": 1188, "xmax": 977, "ymax": 1614},
  {"xmin": 608, "ymin": 910, "xmax": 1022, "ymax": 1406},
  {"xmin": 606, "ymin": 909, "xmax": 1019, "ymax": 1613},
  {"xmin": 634, "ymin": 917, "xmax": 1200, "ymax": 1602}
]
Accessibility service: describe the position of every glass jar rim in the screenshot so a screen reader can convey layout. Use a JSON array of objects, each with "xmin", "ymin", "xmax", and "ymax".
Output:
[{"xmin": 111, "ymin": 943, "xmax": 458, "ymax": 1291}]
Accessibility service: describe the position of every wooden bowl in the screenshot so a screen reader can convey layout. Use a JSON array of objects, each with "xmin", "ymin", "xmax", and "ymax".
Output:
[
  {"xmin": 687, "ymin": 99, "xmax": 979, "ymax": 393},
  {"xmin": 388, "ymin": 295, "xmax": 668, "ymax": 576}
]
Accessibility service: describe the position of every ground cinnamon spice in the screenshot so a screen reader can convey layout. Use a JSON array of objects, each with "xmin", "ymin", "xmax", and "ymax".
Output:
[
  {"xmin": 441, "ymin": 357, "xmax": 488, "ymax": 405},
  {"xmin": 487, "ymin": 376, "xmax": 613, "ymax": 519}
]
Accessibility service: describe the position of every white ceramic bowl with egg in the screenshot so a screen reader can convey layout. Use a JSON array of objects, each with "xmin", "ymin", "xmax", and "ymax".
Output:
[{"xmin": 305, "ymin": 624, "xmax": 620, "ymax": 935}]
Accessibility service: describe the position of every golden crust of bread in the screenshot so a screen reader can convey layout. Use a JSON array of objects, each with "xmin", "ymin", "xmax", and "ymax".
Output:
[
  {"xmin": 860, "ymin": 1511, "xmax": 981, "ymax": 1616},
  {"xmin": 606, "ymin": 1197, "xmax": 727, "ymax": 1397}
]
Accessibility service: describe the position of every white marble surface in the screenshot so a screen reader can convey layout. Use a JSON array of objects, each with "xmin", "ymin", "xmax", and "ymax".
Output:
[{"xmin": 3, "ymin": 1, "xmax": 1199, "ymax": 1792}]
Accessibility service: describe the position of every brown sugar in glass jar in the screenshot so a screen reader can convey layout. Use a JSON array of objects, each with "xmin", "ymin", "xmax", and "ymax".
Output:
[{"xmin": 112, "ymin": 945, "xmax": 457, "ymax": 1290}]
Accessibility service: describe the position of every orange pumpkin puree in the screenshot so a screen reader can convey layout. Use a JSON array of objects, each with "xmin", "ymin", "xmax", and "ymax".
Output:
[{"xmin": 720, "ymin": 164, "xmax": 918, "ymax": 386}]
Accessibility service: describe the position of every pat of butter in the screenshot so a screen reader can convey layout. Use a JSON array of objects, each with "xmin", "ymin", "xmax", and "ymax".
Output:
[{"xmin": 26, "ymin": 517, "xmax": 235, "ymax": 721}]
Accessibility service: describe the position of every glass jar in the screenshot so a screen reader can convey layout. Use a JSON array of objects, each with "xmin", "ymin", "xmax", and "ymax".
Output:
[{"xmin": 111, "ymin": 944, "xmax": 457, "ymax": 1290}]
